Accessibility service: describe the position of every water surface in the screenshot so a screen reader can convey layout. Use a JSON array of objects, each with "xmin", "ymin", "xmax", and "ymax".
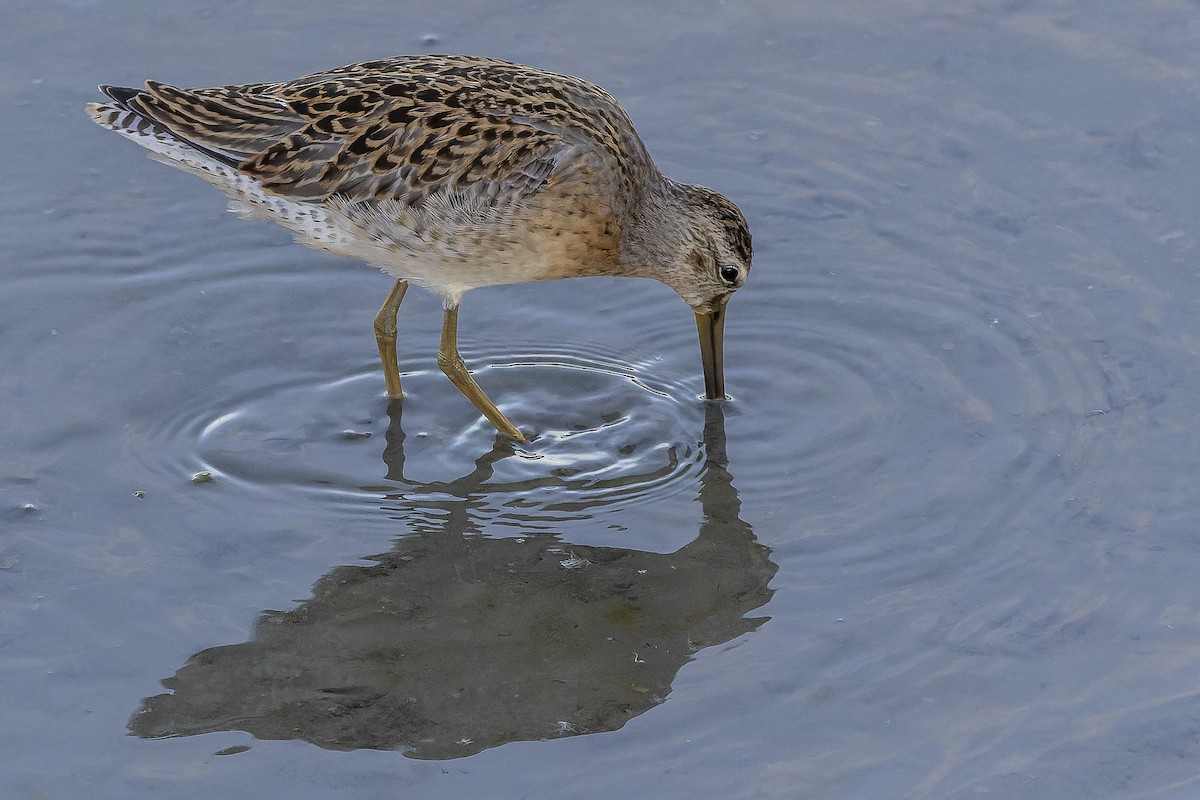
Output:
[{"xmin": 5, "ymin": 1, "xmax": 1200, "ymax": 798}]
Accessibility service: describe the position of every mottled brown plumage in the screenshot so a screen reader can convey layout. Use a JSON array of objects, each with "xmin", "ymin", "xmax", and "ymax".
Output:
[{"xmin": 87, "ymin": 55, "xmax": 751, "ymax": 441}]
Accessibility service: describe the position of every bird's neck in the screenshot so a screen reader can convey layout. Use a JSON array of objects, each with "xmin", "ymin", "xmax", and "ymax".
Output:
[{"xmin": 617, "ymin": 177, "xmax": 697, "ymax": 281}]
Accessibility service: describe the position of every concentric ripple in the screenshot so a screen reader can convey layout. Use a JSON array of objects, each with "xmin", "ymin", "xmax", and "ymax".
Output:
[
  {"xmin": 683, "ymin": 261, "xmax": 1144, "ymax": 588},
  {"xmin": 132, "ymin": 334, "xmax": 712, "ymax": 541}
]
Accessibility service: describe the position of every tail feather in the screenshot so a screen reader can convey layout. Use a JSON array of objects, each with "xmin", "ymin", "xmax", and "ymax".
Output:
[
  {"xmin": 86, "ymin": 100, "xmax": 158, "ymax": 139},
  {"xmin": 129, "ymin": 81, "xmax": 305, "ymax": 166},
  {"xmin": 85, "ymin": 94, "xmax": 244, "ymax": 190},
  {"xmin": 85, "ymin": 81, "xmax": 346, "ymax": 243},
  {"xmin": 99, "ymin": 84, "xmax": 143, "ymax": 108},
  {"xmin": 86, "ymin": 84, "xmax": 247, "ymax": 169}
]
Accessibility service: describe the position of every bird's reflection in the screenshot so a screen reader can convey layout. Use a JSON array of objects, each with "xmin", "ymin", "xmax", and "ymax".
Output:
[{"xmin": 129, "ymin": 404, "xmax": 776, "ymax": 759}]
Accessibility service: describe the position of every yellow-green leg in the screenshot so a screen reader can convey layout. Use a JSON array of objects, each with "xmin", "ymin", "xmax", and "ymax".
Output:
[
  {"xmin": 437, "ymin": 301, "xmax": 526, "ymax": 442},
  {"xmin": 373, "ymin": 279, "xmax": 409, "ymax": 398}
]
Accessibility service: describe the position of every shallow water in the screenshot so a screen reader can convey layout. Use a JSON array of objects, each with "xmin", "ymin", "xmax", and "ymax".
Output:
[{"xmin": 5, "ymin": 1, "xmax": 1200, "ymax": 797}]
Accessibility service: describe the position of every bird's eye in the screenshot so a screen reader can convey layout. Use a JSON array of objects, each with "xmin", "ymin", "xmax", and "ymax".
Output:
[{"xmin": 719, "ymin": 265, "xmax": 740, "ymax": 285}]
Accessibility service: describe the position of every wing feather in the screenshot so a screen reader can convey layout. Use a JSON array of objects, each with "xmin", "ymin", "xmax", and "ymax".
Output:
[{"xmin": 111, "ymin": 56, "xmax": 627, "ymax": 211}]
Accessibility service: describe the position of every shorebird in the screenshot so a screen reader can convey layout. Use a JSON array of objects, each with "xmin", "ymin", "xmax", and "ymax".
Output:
[{"xmin": 86, "ymin": 55, "xmax": 752, "ymax": 442}]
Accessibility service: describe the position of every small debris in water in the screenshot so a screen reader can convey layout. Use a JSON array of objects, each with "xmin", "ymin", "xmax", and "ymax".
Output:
[
  {"xmin": 213, "ymin": 745, "xmax": 251, "ymax": 756},
  {"xmin": 132, "ymin": 490, "xmax": 145, "ymax": 499},
  {"xmin": 559, "ymin": 554, "xmax": 590, "ymax": 570},
  {"xmin": 191, "ymin": 471, "xmax": 214, "ymax": 484},
  {"xmin": 340, "ymin": 429, "xmax": 372, "ymax": 440}
]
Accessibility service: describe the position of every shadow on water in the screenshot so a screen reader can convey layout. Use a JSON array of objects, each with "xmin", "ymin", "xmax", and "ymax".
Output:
[{"xmin": 128, "ymin": 404, "xmax": 776, "ymax": 759}]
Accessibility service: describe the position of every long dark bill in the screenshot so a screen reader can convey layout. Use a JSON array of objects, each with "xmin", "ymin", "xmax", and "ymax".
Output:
[{"xmin": 695, "ymin": 297, "xmax": 729, "ymax": 400}]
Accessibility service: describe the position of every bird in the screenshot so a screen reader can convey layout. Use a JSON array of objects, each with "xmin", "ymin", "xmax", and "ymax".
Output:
[{"xmin": 86, "ymin": 55, "xmax": 752, "ymax": 442}]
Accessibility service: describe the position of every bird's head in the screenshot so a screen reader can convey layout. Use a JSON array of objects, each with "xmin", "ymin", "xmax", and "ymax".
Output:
[{"xmin": 660, "ymin": 183, "xmax": 752, "ymax": 400}]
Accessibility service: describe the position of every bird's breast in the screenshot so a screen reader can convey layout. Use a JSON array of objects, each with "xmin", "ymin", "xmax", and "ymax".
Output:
[{"xmin": 311, "ymin": 175, "xmax": 624, "ymax": 296}]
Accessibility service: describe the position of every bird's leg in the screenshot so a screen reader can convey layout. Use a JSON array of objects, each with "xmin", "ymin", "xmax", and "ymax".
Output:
[
  {"xmin": 437, "ymin": 301, "xmax": 526, "ymax": 442},
  {"xmin": 373, "ymin": 279, "xmax": 409, "ymax": 399}
]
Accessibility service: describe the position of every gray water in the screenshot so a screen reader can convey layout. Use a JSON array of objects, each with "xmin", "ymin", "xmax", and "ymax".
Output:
[{"xmin": 5, "ymin": 1, "xmax": 1200, "ymax": 797}]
